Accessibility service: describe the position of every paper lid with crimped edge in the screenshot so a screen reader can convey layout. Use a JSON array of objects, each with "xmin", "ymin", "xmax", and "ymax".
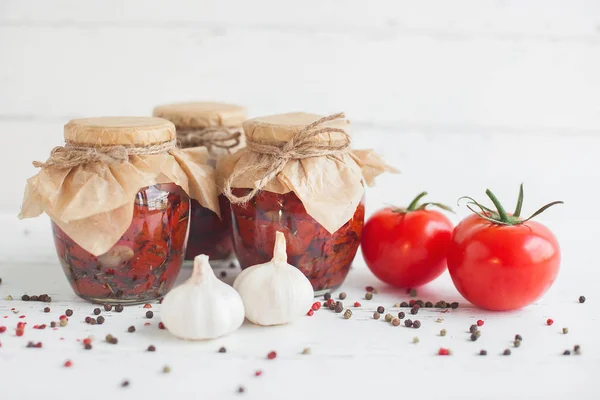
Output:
[
  {"xmin": 153, "ymin": 102, "xmax": 248, "ymax": 129},
  {"xmin": 243, "ymin": 112, "xmax": 351, "ymax": 145},
  {"xmin": 64, "ymin": 117, "xmax": 176, "ymax": 147}
]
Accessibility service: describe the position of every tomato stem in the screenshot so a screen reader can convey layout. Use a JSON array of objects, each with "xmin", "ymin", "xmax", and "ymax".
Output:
[
  {"xmin": 407, "ymin": 192, "xmax": 428, "ymax": 211},
  {"xmin": 393, "ymin": 192, "xmax": 454, "ymax": 214},
  {"xmin": 485, "ymin": 189, "xmax": 510, "ymax": 223},
  {"xmin": 513, "ymin": 183, "xmax": 524, "ymax": 218}
]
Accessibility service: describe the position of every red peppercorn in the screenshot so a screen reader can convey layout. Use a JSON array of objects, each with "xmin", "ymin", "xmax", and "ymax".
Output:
[
  {"xmin": 0, "ymin": 326, "xmax": 6, "ymax": 333},
  {"xmin": 144, "ymin": 322, "xmax": 151, "ymax": 326},
  {"xmin": 254, "ymin": 370, "xmax": 263, "ymax": 377},
  {"xmin": 17, "ymin": 322, "xmax": 25, "ymax": 328},
  {"xmin": 546, "ymin": 318, "xmax": 554, "ymax": 326},
  {"xmin": 325, "ymin": 299, "xmax": 334, "ymax": 306},
  {"xmin": 306, "ymin": 309, "xmax": 314, "ymax": 316},
  {"xmin": 354, "ymin": 302, "xmax": 361, "ymax": 307},
  {"xmin": 64, "ymin": 360, "xmax": 73, "ymax": 368},
  {"xmin": 16, "ymin": 328, "xmax": 24, "ymax": 336},
  {"xmin": 59, "ymin": 315, "xmax": 68, "ymax": 320},
  {"xmin": 311, "ymin": 302, "xmax": 321, "ymax": 311},
  {"xmin": 158, "ymin": 322, "xmax": 166, "ymax": 330},
  {"xmin": 477, "ymin": 320, "xmax": 484, "ymax": 326},
  {"xmin": 408, "ymin": 300, "xmax": 416, "ymax": 307},
  {"xmin": 19, "ymin": 315, "xmax": 26, "ymax": 319},
  {"xmin": 83, "ymin": 338, "xmax": 92, "ymax": 346},
  {"xmin": 438, "ymin": 348, "xmax": 450, "ymax": 356},
  {"xmin": 365, "ymin": 286, "xmax": 375, "ymax": 292},
  {"xmin": 267, "ymin": 351, "xmax": 277, "ymax": 360}
]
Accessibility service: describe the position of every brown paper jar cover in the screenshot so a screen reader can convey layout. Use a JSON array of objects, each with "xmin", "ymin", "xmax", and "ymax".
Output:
[
  {"xmin": 19, "ymin": 116, "xmax": 220, "ymax": 256},
  {"xmin": 217, "ymin": 112, "xmax": 397, "ymax": 234}
]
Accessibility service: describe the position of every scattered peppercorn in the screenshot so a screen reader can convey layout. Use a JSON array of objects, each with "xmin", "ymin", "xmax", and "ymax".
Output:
[
  {"xmin": 415, "ymin": 300, "xmax": 424, "ymax": 307},
  {"xmin": 324, "ymin": 293, "xmax": 331, "ymax": 300},
  {"xmin": 469, "ymin": 325, "xmax": 478, "ymax": 334},
  {"xmin": 115, "ymin": 305, "xmax": 124, "ymax": 313},
  {"xmin": 480, "ymin": 350, "xmax": 487, "ymax": 356},
  {"xmin": 21, "ymin": 294, "xmax": 30, "ymax": 301},
  {"xmin": 267, "ymin": 351, "xmax": 277, "ymax": 360},
  {"xmin": 92, "ymin": 308, "xmax": 100, "ymax": 315},
  {"xmin": 377, "ymin": 306, "xmax": 385, "ymax": 313},
  {"xmin": 89, "ymin": 318, "xmax": 97, "ymax": 325},
  {"xmin": 514, "ymin": 340, "xmax": 521, "ymax": 348},
  {"xmin": 515, "ymin": 334, "xmax": 523, "ymax": 341},
  {"xmin": 306, "ymin": 309, "xmax": 314, "ymax": 316},
  {"xmin": 30, "ymin": 295, "xmax": 39, "ymax": 301},
  {"xmin": 578, "ymin": 296, "xmax": 585, "ymax": 304},
  {"xmin": 343, "ymin": 309, "xmax": 352, "ymax": 319},
  {"xmin": 474, "ymin": 330, "xmax": 481, "ymax": 337},
  {"xmin": 400, "ymin": 301, "xmax": 409, "ymax": 307},
  {"xmin": 409, "ymin": 288, "xmax": 417, "ymax": 297},
  {"xmin": 26, "ymin": 341, "xmax": 42, "ymax": 348},
  {"xmin": 408, "ymin": 300, "xmax": 416, "ymax": 307},
  {"xmin": 365, "ymin": 286, "xmax": 375, "ymax": 292},
  {"xmin": 334, "ymin": 303, "xmax": 343, "ymax": 313},
  {"xmin": 237, "ymin": 386, "xmax": 245, "ymax": 393},
  {"xmin": 219, "ymin": 347, "xmax": 227, "ymax": 353},
  {"xmin": 373, "ymin": 312, "xmax": 380, "ymax": 320},
  {"xmin": 163, "ymin": 365, "xmax": 171, "ymax": 373},
  {"xmin": 438, "ymin": 348, "xmax": 450, "ymax": 356},
  {"xmin": 412, "ymin": 337, "xmax": 419, "ymax": 343},
  {"xmin": 49, "ymin": 322, "xmax": 57, "ymax": 328},
  {"xmin": 59, "ymin": 319, "xmax": 68, "ymax": 327},
  {"xmin": 412, "ymin": 320, "xmax": 421, "ymax": 329},
  {"xmin": 562, "ymin": 327, "xmax": 569, "ymax": 334},
  {"xmin": 146, "ymin": 311, "xmax": 154, "ymax": 319},
  {"xmin": 128, "ymin": 326, "xmax": 136, "ymax": 333},
  {"xmin": 365, "ymin": 292, "xmax": 373, "ymax": 300},
  {"xmin": 546, "ymin": 318, "xmax": 554, "ymax": 326},
  {"xmin": 302, "ymin": 348, "xmax": 311, "ymax": 355},
  {"xmin": 16, "ymin": 328, "xmax": 24, "ymax": 336},
  {"xmin": 410, "ymin": 307, "xmax": 419, "ymax": 315},
  {"xmin": 96, "ymin": 316, "xmax": 104, "ymax": 324},
  {"xmin": 384, "ymin": 313, "xmax": 393, "ymax": 322},
  {"xmin": 85, "ymin": 317, "xmax": 91, "ymax": 323},
  {"xmin": 574, "ymin": 345, "xmax": 581, "ymax": 353},
  {"xmin": 450, "ymin": 302, "xmax": 459, "ymax": 309},
  {"xmin": 392, "ymin": 318, "xmax": 401, "ymax": 326},
  {"xmin": 503, "ymin": 349, "xmax": 511, "ymax": 356},
  {"xmin": 425, "ymin": 301, "xmax": 433, "ymax": 308},
  {"xmin": 44, "ymin": 307, "xmax": 50, "ymax": 313},
  {"xmin": 477, "ymin": 320, "xmax": 484, "ymax": 326},
  {"xmin": 64, "ymin": 360, "xmax": 73, "ymax": 367},
  {"xmin": 470, "ymin": 333, "xmax": 478, "ymax": 341},
  {"xmin": 84, "ymin": 343, "xmax": 92, "ymax": 350},
  {"xmin": 398, "ymin": 311, "xmax": 405, "ymax": 319},
  {"xmin": 121, "ymin": 380, "xmax": 130, "ymax": 388},
  {"xmin": 311, "ymin": 302, "xmax": 321, "ymax": 311},
  {"xmin": 404, "ymin": 319, "xmax": 413, "ymax": 328},
  {"xmin": 104, "ymin": 304, "xmax": 112, "ymax": 311},
  {"xmin": 158, "ymin": 322, "xmax": 166, "ymax": 330},
  {"xmin": 339, "ymin": 292, "xmax": 347, "ymax": 300},
  {"xmin": 354, "ymin": 302, "xmax": 361, "ymax": 307},
  {"xmin": 0, "ymin": 326, "xmax": 5, "ymax": 334},
  {"xmin": 105, "ymin": 334, "xmax": 113, "ymax": 342},
  {"xmin": 563, "ymin": 350, "xmax": 571, "ymax": 355},
  {"xmin": 65, "ymin": 309, "xmax": 73, "ymax": 317},
  {"xmin": 147, "ymin": 345, "xmax": 156, "ymax": 352}
]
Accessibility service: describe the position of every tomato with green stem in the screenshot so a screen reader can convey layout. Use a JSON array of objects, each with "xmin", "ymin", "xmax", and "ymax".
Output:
[
  {"xmin": 361, "ymin": 192, "xmax": 454, "ymax": 288},
  {"xmin": 447, "ymin": 184, "xmax": 562, "ymax": 311}
]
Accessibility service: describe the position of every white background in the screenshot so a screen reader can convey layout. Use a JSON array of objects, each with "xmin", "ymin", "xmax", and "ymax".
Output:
[{"xmin": 0, "ymin": 1, "xmax": 599, "ymax": 399}]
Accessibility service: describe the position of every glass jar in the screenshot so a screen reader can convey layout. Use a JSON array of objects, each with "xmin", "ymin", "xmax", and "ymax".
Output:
[
  {"xmin": 185, "ymin": 195, "xmax": 234, "ymax": 260},
  {"xmin": 230, "ymin": 189, "xmax": 365, "ymax": 294},
  {"xmin": 52, "ymin": 183, "xmax": 190, "ymax": 304},
  {"xmin": 153, "ymin": 101, "xmax": 247, "ymax": 262}
]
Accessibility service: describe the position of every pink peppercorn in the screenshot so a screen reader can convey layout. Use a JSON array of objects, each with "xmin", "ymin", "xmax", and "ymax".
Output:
[
  {"xmin": 306, "ymin": 309, "xmax": 314, "ymax": 316},
  {"xmin": 254, "ymin": 370, "xmax": 263, "ymax": 377},
  {"xmin": 438, "ymin": 348, "xmax": 450, "ymax": 356},
  {"xmin": 158, "ymin": 322, "xmax": 166, "ymax": 330},
  {"xmin": 477, "ymin": 320, "xmax": 484, "ymax": 326},
  {"xmin": 354, "ymin": 302, "xmax": 361, "ymax": 307},
  {"xmin": 0, "ymin": 326, "xmax": 6, "ymax": 333},
  {"xmin": 64, "ymin": 360, "xmax": 73, "ymax": 367},
  {"xmin": 546, "ymin": 318, "xmax": 554, "ymax": 326},
  {"xmin": 311, "ymin": 302, "xmax": 321, "ymax": 311},
  {"xmin": 267, "ymin": 351, "xmax": 277, "ymax": 360},
  {"xmin": 19, "ymin": 315, "xmax": 25, "ymax": 319},
  {"xmin": 16, "ymin": 328, "xmax": 24, "ymax": 337}
]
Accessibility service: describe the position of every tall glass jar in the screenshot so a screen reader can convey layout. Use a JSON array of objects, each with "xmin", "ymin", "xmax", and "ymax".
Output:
[
  {"xmin": 218, "ymin": 112, "xmax": 393, "ymax": 294},
  {"xmin": 53, "ymin": 183, "xmax": 189, "ymax": 303},
  {"xmin": 153, "ymin": 101, "xmax": 247, "ymax": 262},
  {"xmin": 20, "ymin": 116, "xmax": 219, "ymax": 304},
  {"xmin": 230, "ymin": 189, "xmax": 365, "ymax": 294}
]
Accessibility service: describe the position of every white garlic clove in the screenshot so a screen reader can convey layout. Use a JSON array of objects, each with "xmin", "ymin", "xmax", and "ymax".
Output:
[
  {"xmin": 233, "ymin": 231, "xmax": 314, "ymax": 326},
  {"xmin": 161, "ymin": 254, "xmax": 245, "ymax": 340}
]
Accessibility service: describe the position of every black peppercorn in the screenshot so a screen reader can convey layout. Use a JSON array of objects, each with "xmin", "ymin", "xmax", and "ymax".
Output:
[
  {"xmin": 470, "ymin": 333, "xmax": 478, "ymax": 341},
  {"xmin": 324, "ymin": 293, "xmax": 331, "ymax": 301},
  {"xmin": 65, "ymin": 309, "xmax": 73, "ymax": 317},
  {"xmin": 503, "ymin": 349, "xmax": 511, "ymax": 356},
  {"xmin": 413, "ymin": 320, "xmax": 421, "ymax": 329},
  {"xmin": 104, "ymin": 304, "xmax": 112, "ymax": 311},
  {"xmin": 373, "ymin": 312, "xmax": 380, "ymax": 320},
  {"xmin": 415, "ymin": 300, "xmax": 424, "ymax": 307},
  {"xmin": 115, "ymin": 304, "xmax": 124, "ymax": 313},
  {"xmin": 44, "ymin": 307, "xmax": 50, "ymax": 313},
  {"xmin": 425, "ymin": 301, "xmax": 433, "ymax": 308},
  {"xmin": 377, "ymin": 306, "xmax": 385, "ymax": 313},
  {"xmin": 515, "ymin": 334, "xmax": 523, "ymax": 341},
  {"xmin": 84, "ymin": 343, "xmax": 92, "ymax": 350},
  {"xmin": 574, "ymin": 345, "xmax": 581, "ymax": 353},
  {"xmin": 400, "ymin": 301, "xmax": 409, "ymax": 307},
  {"xmin": 404, "ymin": 319, "xmax": 413, "ymax": 327},
  {"xmin": 237, "ymin": 386, "xmax": 245, "ymax": 393},
  {"xmin": 398, "ymin": 311, "xmax": 405, "ymax": 319},
  {"xmin": 93, "ymin": 308, "xmax": 101, "ymax": 315},
  {"xmin": 147, "ymin": 345, "xmax": 156, "ymax": 352},
  {"xmin": 479, "ymin": 349, "xmax": 487, "ymax": 356},
  {"xmin": 410, "ymin": 307, "xmax": 419, "ymax": 315},
  {"xmin": 50, "ymin": 321, "xmax": 57, "ymax": 328},
  {"xmin": 21, "ymin": 294, "xmax": 30, "ymax": 301},
  {"xmin": 339, "ymin": 292, "xmax": 347, "ymax": 300},
  {"xmin": 437, "ymin": 301, "xmax": 447, "ymax": 308},
  {"xmin": 30, "ymin": 295, "xmax": 39, "ymax": 301},
  {"xmin": 85, "ymin": 316, "xmax": 91, "ymax": 323},
  {"xmin": 121, "ymin": 380, "xmax": 129, "ymax": 388},
  {"xmin": 334, "ymin": 303, "xmax": 344, "ymax": 313},
  {"xmin": 578, "ymin": 296, "xmax": 586, "ymax": 304},
  {"xmin": 450, "ymin": 302, "xmax": 459, "ymax": 309},
  {"xmin": 96, "ymin": 316, "xmax": 105, "ymax": 325},
  {"xmin": 219, "ymin": 347, "xmax": 227, "ymax": 353},
  {"xmin": 563, "ymin": 350, "xmax": 571, "ymax": 355},
  {"xmin": 146, "ymin": 311, "xmax": 154, "ymax": 319},
  {"xmin": 469, "ymin": 324, "xmax": 478, "ymax": 333},
  {"xmin": 128, "ymin": 326, "xmax": 136, "ymax": 333}
]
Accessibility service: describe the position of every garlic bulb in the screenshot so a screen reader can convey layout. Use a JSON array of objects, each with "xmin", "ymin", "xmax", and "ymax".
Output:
[
  {"xmin": 161, "ymin": 254, "xmax": 245, "ymax": 340},
  {"xmin": 233, "ymin": 231, "xmax": 314, "ymax": 325}
]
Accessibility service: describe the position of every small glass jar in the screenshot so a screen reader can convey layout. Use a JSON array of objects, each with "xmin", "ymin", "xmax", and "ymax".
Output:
[
  {"xmin": 230, "ymin": 189, "xmax": 365, "ymax": 294},
  {"xmin": 53, "ymin": 183, "xmax": 189, "ymax": 303},
  {"xmin": 153, "ymin": 102, "xmax": 247, "ymax": 261}
]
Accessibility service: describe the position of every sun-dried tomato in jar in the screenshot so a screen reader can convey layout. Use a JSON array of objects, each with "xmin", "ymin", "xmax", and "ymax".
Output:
[
  {"xmin": 218, "ymin": 112, "xmax": 395, "ymax": 294},
  {"xmin": 153, "ymin": 102, "xmax": 247, "ymax": 261},
  {"xmin": 20, "ymin": 117, "xmax": 220, "ymax": 304}
]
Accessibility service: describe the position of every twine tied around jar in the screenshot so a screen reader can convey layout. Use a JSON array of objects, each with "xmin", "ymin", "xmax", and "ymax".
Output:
[
  {"xmin": 32, "ymin": 139, "xmax": 177, "ymax": 169},
  {"xmin": 177, "ymin": 127, "xmax": 242, "ymax": 150},
  {"xmin": 223, "ymin": 112, "xmax": 350, "ymax": 205}
]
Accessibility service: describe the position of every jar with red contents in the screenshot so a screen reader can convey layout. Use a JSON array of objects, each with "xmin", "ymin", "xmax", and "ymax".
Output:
[
  {"xmin": 20, "ymin": 117, "xmax": 220, "ymax": 304},
  {"xmin": 218, "ymin": 112, "xmax": 394, "ymax": 294},
  {"xmin": 153, "ymin": 102, "xmax": 247, "ymax": 262}
]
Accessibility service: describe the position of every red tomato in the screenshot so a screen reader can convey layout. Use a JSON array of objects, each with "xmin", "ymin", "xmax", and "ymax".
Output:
[
  {"xmin": 447, "ymin": 186, "xmax": 562, "ymax": 310},
  {"xmin": 361, "ymin": 193, "xmax": 453, "ymax": 288}
]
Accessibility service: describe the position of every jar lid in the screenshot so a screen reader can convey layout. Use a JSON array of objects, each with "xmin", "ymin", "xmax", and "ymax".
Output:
[
  {"xmin": 243, "ymin": 112, "xmax": 351, "ymax": 144},
  {"xmin": 64, "ymin": 117, "xmax": 175, "ymax": 147},
  {"xmin": 152, "ymin": 102, "xmax": 247, "ymax": 129}
]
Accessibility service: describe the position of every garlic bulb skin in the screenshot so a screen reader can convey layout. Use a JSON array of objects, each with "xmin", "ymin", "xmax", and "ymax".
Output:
[
  {"xmin": 161, "ymin": 254, "xmax": 245, "ymax": 340},
  {"xmin": 233, "ymin": 231, "xmax": 314, "ymax": 326}
]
